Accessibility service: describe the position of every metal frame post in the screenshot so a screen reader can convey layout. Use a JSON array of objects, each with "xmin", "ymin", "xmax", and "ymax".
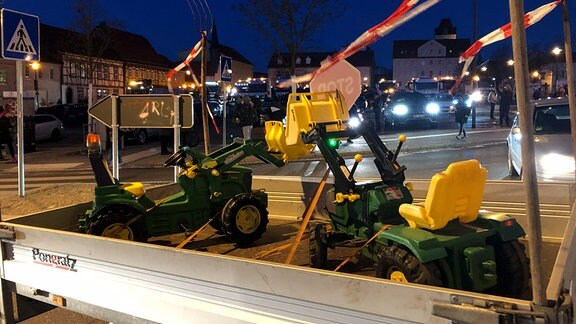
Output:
[
  {"xmin": 16, "ymin": 61, "xmax": 25, "ymax": 197},
  {"xmin": 173, "ymin": 96, "xmax": 181, "ymax": 183},
  {"xmin": 111, "ymin": 96, "xmax": 119, "ymax": 180},
  {"xmin": 509, "ymin": 0, "xmax": 546, "ymax": 306}
]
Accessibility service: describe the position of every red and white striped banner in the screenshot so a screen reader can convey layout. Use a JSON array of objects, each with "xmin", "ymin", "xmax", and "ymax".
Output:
[
  {"xmin": 451, "ymin": 1, "xmax": 561, "ymax": 93},
  {"xmin": 167, "ymin": 32, "xmax": 205, "ymax": 93},
  {"xmin": 280, "ymin": 0, "xmax": 440, "ymax": 87},
  {"xmin": 166, "ymin": 32, "xmax": 220, "ymax": 134}
]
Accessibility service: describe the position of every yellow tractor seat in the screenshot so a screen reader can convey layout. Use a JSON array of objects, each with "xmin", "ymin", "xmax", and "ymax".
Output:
[
  {"xmin": 120, "ymin": 182, "xmax": 146, "ymax": 198},
  {"xmin": 399, "ymin": 159, "xmax": 487, "ymax": 230}
]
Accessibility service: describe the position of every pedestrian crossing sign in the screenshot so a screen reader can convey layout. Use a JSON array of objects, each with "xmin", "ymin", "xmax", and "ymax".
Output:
[
  {"xmin": 1, "ymin": 9, "xmax": 40, "ymax": 61},
  {"xmin": 220, "ymin": 56, "xmax": 232, "ymax": 82}
]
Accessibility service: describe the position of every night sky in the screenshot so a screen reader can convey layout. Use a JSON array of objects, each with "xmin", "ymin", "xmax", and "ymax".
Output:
[{"xmin": 1, "ymin": 0, "xmax": 573, "ymax": 72}]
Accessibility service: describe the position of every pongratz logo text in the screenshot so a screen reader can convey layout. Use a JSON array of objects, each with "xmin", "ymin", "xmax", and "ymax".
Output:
[{"xmin": 32, "ymin": 248, "xmax": 78, "ymax": 272}]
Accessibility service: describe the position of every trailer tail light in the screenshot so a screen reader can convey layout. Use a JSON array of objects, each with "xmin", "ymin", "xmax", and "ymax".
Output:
[{"xmin": 86, "ymin": 133, "xmax": 102, "ymax": 155}]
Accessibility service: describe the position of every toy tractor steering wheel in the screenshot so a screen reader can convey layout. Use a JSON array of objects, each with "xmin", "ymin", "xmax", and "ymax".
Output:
[{"xmin": 163, "ymin": 149, "xmax": 187, "ymax": 168}]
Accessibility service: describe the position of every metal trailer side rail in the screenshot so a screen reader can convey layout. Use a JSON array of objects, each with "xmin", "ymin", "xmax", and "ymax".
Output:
[
  {"xmin": 0, "ymin": 223, "xmax": 546, "ymax": 324},
  {"xmin": 258, "ymin": 176, "xmax": 575, "ymax": 242}
]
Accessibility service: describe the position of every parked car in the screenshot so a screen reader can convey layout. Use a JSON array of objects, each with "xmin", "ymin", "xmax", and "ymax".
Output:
[
  {"xmin": 36, "ymin": 104, "xmax": 70, "ymax": 121},
  {"xmin": 252, "ymin": 97, "xmax": 285, "ymax": 126},
  {"xmin": 122, "ymin": 128, "xmax": 159, "ymax": 145},
  {"xmin": 62, "ymin": 103, "xmax": 88, "ymax": 126},
  {"xmin": 383, "ymin": 91, "xmax": 439, "ymax": 129},
  {"xmin": 34, "ymin": 114, "xmax": 64, "ymax": 141},
  {"xmin": 208, "ymin": 100, "xmax": 223, "ymax": 118},
  {"xmin": 507, "ymin": 97, "xmax": 572, "ymax": 181}
]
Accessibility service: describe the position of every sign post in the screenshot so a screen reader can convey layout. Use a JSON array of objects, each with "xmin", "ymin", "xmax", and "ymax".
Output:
[
  {"xmin": 220, "ymin": 55, "xmax": 232, "ymax": 146},
  {"xmin": 310, "ymin": 59, "xmax": 361, "ymax": 111},
  {"xmin": 1, "ymin": 9, "xmax": 40, "ymax": 197},
  {"xmin": 89, "ymin": 94, "xmax": 193, "ymax": 181}
]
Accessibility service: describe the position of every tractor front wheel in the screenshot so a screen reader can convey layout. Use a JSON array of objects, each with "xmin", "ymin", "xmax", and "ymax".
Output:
[
  {"xmin": 309, "ymin": 223, "xmax": 328, "ymax": 269},
  {"xmin": 88, "ymin": 205, "xmax": 148, "ymax": 242},
  {"xmin": 221, "ymin": 194, "xmax": 268, "ymax": 246},
  {"xmin": 375, "ymin": 245, "xmax": 443, "ymax": 286}
]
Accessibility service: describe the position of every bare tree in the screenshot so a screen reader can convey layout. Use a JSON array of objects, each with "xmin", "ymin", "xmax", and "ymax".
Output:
[
  {"xmin": 69, "ymin": 0, "xmax": 123, "ymax": 132},
  {"xmin": 233, "ymin": 0, "xmax": 345, "ymax": 75},
  {"xmin": 69, "ymin": 0, "xmax": 123, "ymax": 97}
]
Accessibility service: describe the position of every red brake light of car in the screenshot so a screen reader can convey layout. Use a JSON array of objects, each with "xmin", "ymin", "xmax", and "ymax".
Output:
[
  {"xmin": 86, "ymin": 133, "xmax": 102, "ymax": 155},
  {"xmin": 504, "ymin": 220, "xmax": 514, "ymax": 227}
]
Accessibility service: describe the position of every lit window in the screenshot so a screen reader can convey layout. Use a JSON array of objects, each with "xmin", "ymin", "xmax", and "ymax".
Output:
[{"xmin": 0, "ymin": 70, "xmax": 6, "ymax": 84}]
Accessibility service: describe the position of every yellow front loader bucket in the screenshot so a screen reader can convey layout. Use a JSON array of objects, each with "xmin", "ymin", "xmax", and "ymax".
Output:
[{"xmin": 265, "ymin": 90, "xmax": 350, "ymax": 162}]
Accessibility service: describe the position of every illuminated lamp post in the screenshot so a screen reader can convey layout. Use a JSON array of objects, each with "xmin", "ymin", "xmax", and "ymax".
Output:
[
  {"xmin": 551, "ymin": 47, "xmax": 562, "ymax": 95},
  {"xmin": 30, "ymin": 61, "xmax": 40, "ymax": 112}
]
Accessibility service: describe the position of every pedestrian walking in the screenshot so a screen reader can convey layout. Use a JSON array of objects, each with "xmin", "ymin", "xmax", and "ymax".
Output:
[
  {"xmin": 234, "ymin": 95, "xmax": 258, "ymax": 140},
  {"xmin": 499, "ymin": 84, "xmax": 513, "ymax": 128},
  {"xmin": 0, "ymin": 106, "xmax": 16, "ymax": 162},
  {"xmin": 488, "ymin": 90, "xmax": 499, "ymax": 122},
  {"xmin": 454, "ymin": 96, "xmax": 471, "ymax": 140}
]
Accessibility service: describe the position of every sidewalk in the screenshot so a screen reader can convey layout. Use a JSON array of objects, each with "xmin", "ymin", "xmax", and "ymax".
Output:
[{"xmin": 0, "ymin": 102, "xmax": 514, "ymax": 172}]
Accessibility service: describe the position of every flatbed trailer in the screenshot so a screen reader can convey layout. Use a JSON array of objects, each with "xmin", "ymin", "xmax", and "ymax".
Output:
[{"xmin": 0, "ymin": 179, "xmax": 573, "ymax": 323}]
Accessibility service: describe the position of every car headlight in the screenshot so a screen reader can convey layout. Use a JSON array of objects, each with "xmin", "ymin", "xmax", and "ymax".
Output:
[
  {"xmin": 540, "ymin": 153, "xmax": 575, "ymax": 176},
  {"xmin": 349, "ymin": 117, "xmax": 361, "ymax": 128},
  {"xmin": 425, "ymin": 102, "xmax": 440, "ymax": 114},
  {"xmin": 393, "ymin": 104, "xmax": 408, "ymax": 116},
  {"xmin": 470, "ymin": 91, "xmax": 482, "ymax": 102},
  {"xmin": 465, "ymin": 98, "xmax": 473, "ymax": 107},
  {"xmin": 452, "ymin": 99, "xmax": 459, "ymax": 105}
]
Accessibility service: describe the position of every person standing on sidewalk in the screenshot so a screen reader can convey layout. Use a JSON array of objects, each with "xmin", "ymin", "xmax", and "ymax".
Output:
[
  {"xmin": 499, "ymin": 84, "xmax": 513, "ymax": 127},
  {"xmin": 234, "ymin": 96, "xmax": 258, "ymax": 140},
  {"xmin": 454, "ymin": 96, "xmax": 471, "ymax": 140},
  {"xmin": 488, "ymin": 89, "xmax": 499, "ymax": 123},
  {"xmin": 0, "ymin": 106, "xmax": 16, "ymax": 162}
]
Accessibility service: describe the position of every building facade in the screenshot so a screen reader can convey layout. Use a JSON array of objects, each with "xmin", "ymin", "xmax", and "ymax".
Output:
[
  {"xmin": 0, "ymin": 22, "xmax": 176, "ymax": 110},
  {"xmin": 267, "ymin": 48, "xmax": 376, "ymax": 89},
  {"xmin": 392, "ymin": 19, "xmax": 470, "ymax": 86}
]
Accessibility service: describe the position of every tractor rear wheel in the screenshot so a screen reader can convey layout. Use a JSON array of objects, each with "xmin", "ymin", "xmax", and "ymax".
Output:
[
  {"xmin": 88, "ymin": 205, "xmax": 147, "ymax": 242},
  {"xmin": 309, "ymin": 223, "xmax": 328, "ymax": 269},
  {"xmin": 490, "ymin": 240, "xmax": 531, "ymax": 298},
  {"xmin": 375, "ymin": 245, "xmax": 443, "ymax": 286},
  {"xmin": 221, "ymin": 194, "xmax": 268, "ymax": 246}
]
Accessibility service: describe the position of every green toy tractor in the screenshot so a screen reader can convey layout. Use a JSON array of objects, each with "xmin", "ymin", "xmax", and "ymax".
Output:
[
  {"xmin": 80, "ymin": 133, "xmax": 284, "ymax": 245},
  {"xmin": 266, "ymin": 91, "xmax": 530, "ymax": 298}
]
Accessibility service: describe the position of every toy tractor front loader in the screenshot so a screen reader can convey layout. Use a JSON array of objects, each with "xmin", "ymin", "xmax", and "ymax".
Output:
[
  {"xmin": 265, "ymin": 90, "xmax": 530, "ymax": 298},
  {"xmin": 80, "ymin": 133, "xmax": 287, "ymax": 246}
]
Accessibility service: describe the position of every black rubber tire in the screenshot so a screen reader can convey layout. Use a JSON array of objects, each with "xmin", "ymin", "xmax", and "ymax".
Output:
[
  {"xmin": 221, "ymin": 194, "xmax": 268, "ymax": 246},
  {"xmin": 375, "ymin": 245, "xmax": 443, "ymax": 286},
  {"xmin": 309, "ymin": 223, "xmax": 328, "ymax": 269},
  {"xmin": 136, "ymin": 129, "xmax": 147, "ymax": 145},
  {"xmin": 491, "ymin": 240, "xmax": 531, "ymax": 298},
  {"xmin": 208, "ymin": 211, "xmax": 224, "ymax": 232},
  {"xmin": 508, "ymin": 150, "xmax": 520, "ymax": 178},
  {"xmin": 51, "ymin": 129, "xmax": 60, "ymax": 141},
  {"xmin": 188, "ymin": 131, "xmax": 200, "ymax": 148},
  {"xmin": 88, "ymin": 205, "xmax": 148, "ymax": 242}
]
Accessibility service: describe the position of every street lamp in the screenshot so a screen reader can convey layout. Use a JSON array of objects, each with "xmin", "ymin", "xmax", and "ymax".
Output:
[
  {"xmin": 30, "ymin": 61, "xmax": 40, "ymax": 112},
  {"xmin": 551, "ymin": 47, "xmax": 562, "ymax": 95}
]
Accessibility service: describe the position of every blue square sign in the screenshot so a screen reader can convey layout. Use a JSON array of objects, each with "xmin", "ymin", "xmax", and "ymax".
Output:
[{"xmin": 1, "ymin": 9, "xmax": 40, "ymax": 61}]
